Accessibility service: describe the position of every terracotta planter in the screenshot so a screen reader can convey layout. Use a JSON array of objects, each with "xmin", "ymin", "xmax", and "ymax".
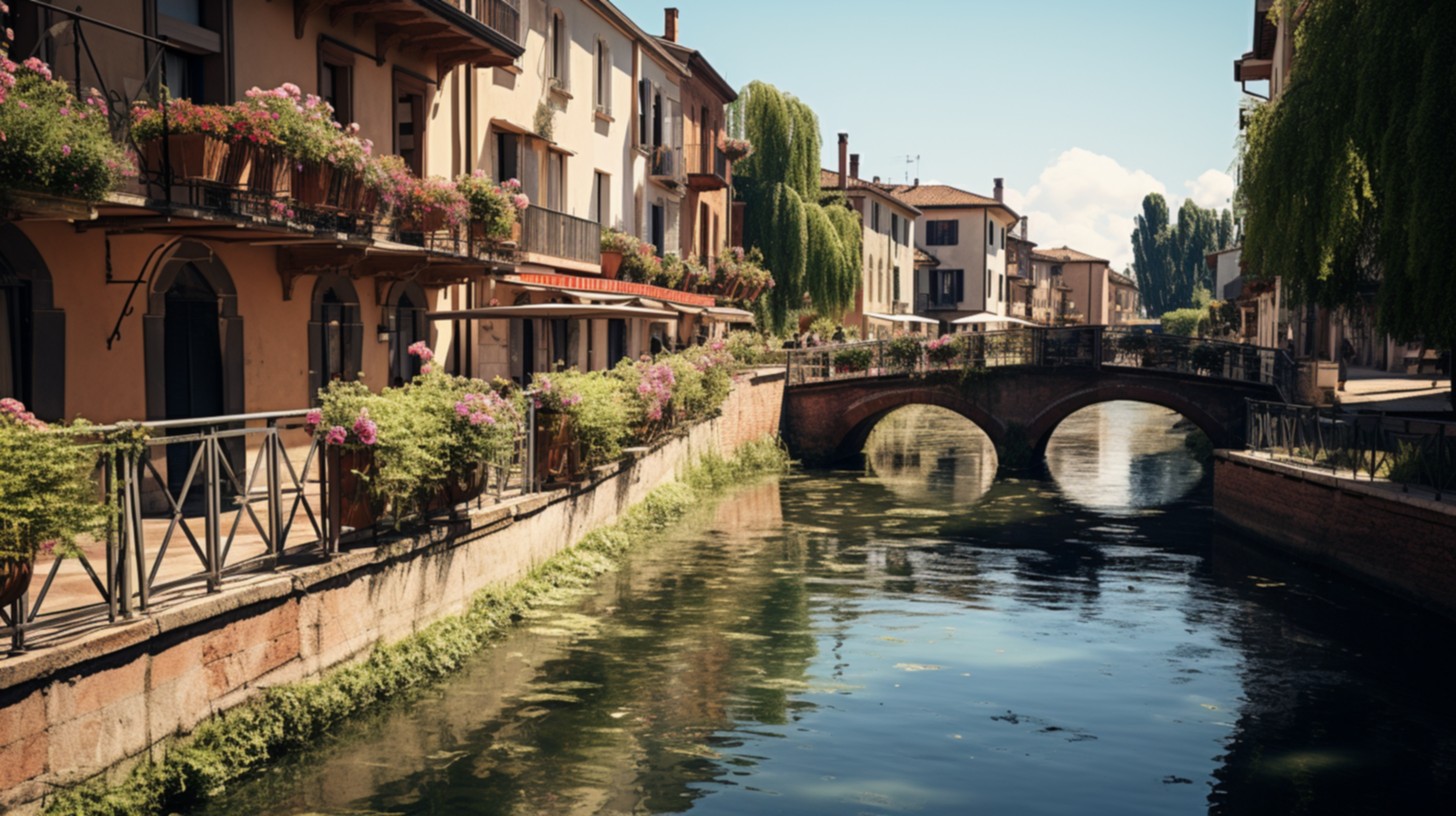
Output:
[
  {"xmin": 218, "ymin": 140, "xmax": 254, "ymax": 188},
  {"xmin": 743, "ymin": 282, "xmax": 766, "ymax": 301},
  {"xmin": 334, "ymin": 449, "xmax": 381, "ymax": 531},
  {"xmin": 247, "ymin": 148, "xmax": 292, "ymax": 196},
  {"xmin": 601, "ymin": 250, "xmax": 624, "ymax": 279},
  {"xmin": 292, "ymin": 162, "xmax": 335, "ymax": 207},
  {"xmin": 142, "ymin": 133, "xmax": 230, "ymax": 183},
  {"xmin": 0, "ymin": 557, "xmax": 35, "ymax": 609},
  {"xmin": 397, "ymin": 210, "xmax": 450, "ymax": 235}
]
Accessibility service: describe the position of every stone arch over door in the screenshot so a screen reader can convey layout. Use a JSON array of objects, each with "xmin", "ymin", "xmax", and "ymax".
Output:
[
  {"xmin": 0, "ymin": 223, "xmax": 65, "ymax": 419},
  {"xmin": 308, "ymin": 274, "xmax": 364, "ymax": 402},
  {"xmin": 384, "ymin": 280, "xmax": 428, "ymax": 386},
  {"xmin": 143, "ymin": 241, "xmax": 243, "ymax": 422}
]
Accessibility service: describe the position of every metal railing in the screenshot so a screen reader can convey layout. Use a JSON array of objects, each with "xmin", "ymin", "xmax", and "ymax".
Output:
[
  {"xmin": 650, "ymin": 145, "xmax": 683, "ymax": 183},
  {"xmin": 785, "ymin": 326, "xmax": 1298, "ymax": 399},
  {"xmin": 915, "ymin": 293, "xmax": 960, "ymax": 313},
  {"xmin": 519, "ymin": 205, "xmax": 601, "ymax": 266},
  {"xmin": 453, "ymin": 0, "xmax": 522, "ymax": 43},
  {"xmin": 2, "ymin": 405, "xmax": 537, "ymax": 654},
  {"xmin": 684, "ymin": 143, "xmax": 728, "ymax": 182},
  {"xmin": 1246, "ymin": 400, "xmax": 1456, "ymax": 499}
]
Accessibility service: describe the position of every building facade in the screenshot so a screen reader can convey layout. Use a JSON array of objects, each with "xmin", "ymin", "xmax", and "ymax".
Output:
[{"xmin": 893, "ymin": 179, "xmax": 1020, "ymax": 327}]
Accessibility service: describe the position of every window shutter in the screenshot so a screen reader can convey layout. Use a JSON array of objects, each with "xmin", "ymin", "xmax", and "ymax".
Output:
[
  {"xmin": 639, "ymin": 79, "xmax": 650, "ymax": 146},
  {"xmin": 955, "ymin": 271, "xmax": 964, "ymax": 303}
]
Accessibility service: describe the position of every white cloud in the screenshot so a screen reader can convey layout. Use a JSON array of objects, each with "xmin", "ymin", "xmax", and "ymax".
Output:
[
  {"xmin": 1002, "ymin": 148, "xmax": 1230, "ymax": 272},
  {"xmin": 1184, "ymin": 169, "xmax": 1235, "ymax": 209}
]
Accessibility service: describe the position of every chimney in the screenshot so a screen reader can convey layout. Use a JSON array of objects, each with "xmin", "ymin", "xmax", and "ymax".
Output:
[
  {"xmin": 1020, "ymin": 215, "xmax": 1028, "ymax": 239},
  {"xmin": 913, "ymin": 178, "xmax": 919, "ymax": 188},
  {"xmin": 837, "ymin": 133, "xmax": 849, "ymax": 190},
  {"xmin": 664, "ymin": 8, "xmax": 679, "ymax": 42},
  {"xmin": 850, "ymin": 153, "xmax": 860, "ymax": 180},
  {"xmin": 993, "ymin": 177, "xmax": 1004, "ymax": 202},
  {"xmin": 873, "ymin": 175, "xmax": 881, "ymax": 184}
]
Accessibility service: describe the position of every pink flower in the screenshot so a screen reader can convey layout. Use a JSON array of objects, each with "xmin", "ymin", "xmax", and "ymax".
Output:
[
  {"xmin": 326, "ymin": 426, "xmax": 347, "ymax": 446},
  {"xmin": 61, "ymin": 144, "xmax": 71, "ymax": 156},
  {"xmin": 421, "ymin": 364, "xmax": 432, "ymax": 375},
  {"xmin": 512, "ymin": 194, "xmax": 530, "ymax": 210},
  {"xmin": 353, "ymin": 409, "xmax": 378, "ymax": 446},
  {"xmin": 305, "ymin": 408, "xmax": 323, "ymax": 430},
  {"xmin": 407, "ymin": 341, "xmax": 434, "ymax": 362}
]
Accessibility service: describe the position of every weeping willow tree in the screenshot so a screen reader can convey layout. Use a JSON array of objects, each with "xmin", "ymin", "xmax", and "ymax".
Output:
[
  {"xmin": 1240, "ymin": 0, "xmax": 1455, "ymax": 404},
  {"xmin": 729, "ymin": 81, "xmax": 860, "ymax": 331}
]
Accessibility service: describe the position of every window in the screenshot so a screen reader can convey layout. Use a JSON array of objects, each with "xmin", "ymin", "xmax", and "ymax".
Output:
[
  {"xmin": 931, "ymin": 269, "xmax": 963, "ymax": 307},
  {"xmin": 650, "ymin": 202, "xmax": 666, "ymax": 256},
  {"xmin": 0, "ymin": 268, "xmax": 30, "ymax": 404},
  {"xmin": 987, "ymin": 220, "xmax": 994, "ymax": 246},
  {"xmin": 157, "ymin": 0, "xmax": 225, "ymax": 103},
  {"xmin": 999, "ymin": 226, "xmax": 1005, "ymax": 249},
  {"xmin": 495, "ymin": 130, "xmax": 519, "ymax": 185},
  {"xmin": 311, "ymin": 276, "xmax": 362, "ymax": 397},
  {"xmin": 872, "ymin": 202, "xmax": 881, "ymax": 232},
  {"xmin": 593, "ymin": 39, "xmax": 610, "ymax": 114},
  {"xmin": 893, "ymin": 265, "xmax": 901, "ymax": 303},
  {"xmin": 891, "ymin": 213, "xmax": 900, "ymax": 245},
  {"xmin": 549, "ymin": 11, "xmax": 566, "ymax": 87},
  {"xmin": 902, "ymin": 218, "xmax": 909, "ymax": 245},
  {"xmin": 638, "ymin": 79, "xmax": 651, "ymax": 146},
  {"xmin": 318, "ymin": 39, "xmax": 354, "ymax": 125},
  {"xmin": 593, "ymin": 171, "xmax": 610, "ymax": 225},
  {"xmin": 393, "ymin": 72, "xmax": 428, "ymax": 176},
  {"xmin": 546, "ymin": 150, "xmax": 565, "ymax": 211},
  {"xmin": 925, "ymin": 220, "xmax": 958, "ymax": 246}
]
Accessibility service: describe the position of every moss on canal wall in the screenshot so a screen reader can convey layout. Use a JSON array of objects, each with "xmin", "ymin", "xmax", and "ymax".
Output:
[{"xmin": 43, "ymin": 437, "xmax": 791, "ymax": 816}]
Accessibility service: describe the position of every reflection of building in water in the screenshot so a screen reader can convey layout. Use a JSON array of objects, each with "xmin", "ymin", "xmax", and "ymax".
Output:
[
  {"xmin": 863, "ymin": 405, "xmax": 997, "ymax": 506},
  {"xmin": 1045, "ymin": 401, "xmax": 1204, "ymax": 513}
]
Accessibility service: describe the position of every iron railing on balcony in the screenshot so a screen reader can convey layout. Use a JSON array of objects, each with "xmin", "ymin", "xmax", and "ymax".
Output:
[
  {"xmin": 1, "ymin": 405, "xmax": 536, "ymax": 654},
  {"xmin": 519, "ymin": 205, "xmax": 601, "ymax": 266},
  {"xmin": 455, "ymin": 0, "xmax": 522, "ymax": 43},
  {"xmin": 1246, "ymin": 400, "xmax": 1456, "ymax": 500},
  {"xmin": 650, "ymin": 145, "xmax": 683, "ymax": 184},
  {"xmin": 915, "ymin": 293, "xmax": 961, "ymax": 313},
  {"xmin": 684, "ymin": 143, "xmax": 728, "ymax": 184}
]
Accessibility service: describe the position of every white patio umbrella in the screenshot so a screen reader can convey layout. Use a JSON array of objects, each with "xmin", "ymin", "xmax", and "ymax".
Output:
[{"xmin": 950, "ymin": 312, "xmax": 1038, "ymax": 328}]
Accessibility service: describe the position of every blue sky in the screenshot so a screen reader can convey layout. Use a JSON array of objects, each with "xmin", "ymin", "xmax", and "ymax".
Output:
[{"xmin": 614, "ymin": 0, "xmax": 1253, "ymax": 268}]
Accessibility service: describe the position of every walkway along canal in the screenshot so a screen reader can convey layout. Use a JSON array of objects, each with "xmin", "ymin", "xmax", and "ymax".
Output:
[{"xmin": 195, "ymin": 403, "xmax": 1456, "ymax": 815}]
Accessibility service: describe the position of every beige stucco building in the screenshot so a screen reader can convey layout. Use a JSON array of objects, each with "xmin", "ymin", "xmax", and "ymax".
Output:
[
  {"xmin": 890, "ymin": 180, "xmax": 1020, "ymax": 327},
  {"xmin": 819, "ymin": 140, "xmax": 922, "ymax": 338},
  {"xmin": 1030, "ymin": 246, "xmax": 1137, "ymax": 327}
]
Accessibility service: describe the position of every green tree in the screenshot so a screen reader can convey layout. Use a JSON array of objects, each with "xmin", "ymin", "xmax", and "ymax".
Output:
[
  {"xmin": 1240, "ymin": 0, "xmax": 1454, "ymax": 408},
  {"xmin": 1130, "ymin": 193, "xmax": 1233, "ymax": 317}
]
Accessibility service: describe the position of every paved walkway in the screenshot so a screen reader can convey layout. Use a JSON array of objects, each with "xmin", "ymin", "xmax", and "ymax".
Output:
[{"xmin": 1337, "ymin": 366, "xmax": 1452, "ymax": 413}]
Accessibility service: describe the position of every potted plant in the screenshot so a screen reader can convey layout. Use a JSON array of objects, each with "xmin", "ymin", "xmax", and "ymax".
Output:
[
  {"xmin": 375, "ymin": 156, "xmax": 466, "ymax": 235},
  {"xmin": 681, "ymin": 256, "xmax": 712, "ymax": 292},
  {"xmin": 718, "ymin": 135, "xmax": 753, "ymax": 163},
  {"xmin": 0, "ymin": 57, "xmax": 131, "ymax": 203},
  {"xmin": 619, "ymin": 240, "xmax": 662, "ymax": 284},
  {"xmin": 444, "ymin": 380, "xmax": 523, "ymax": 503},
  {"xmin": 886, "ymin": 334, "xmax": 924, "ymax": 373},
  {"xmin": 926, "ymin": 334, "xmax": 960, "ymax": 367},
  {"xmin": 833, "ymin": 346, "xmax": 873, "ymax": 374},
  {"xmin": 459, "ymin": 172, "xmax": 527, "ymax": 252},
  {"xmin": 600, "ymin": 228, "xmax": 638, "ymax": 280},
  {"xmin": 130, "ymin": 96, "xmax": 232, "ymax": 184},
  {"xmin": 309, "ymin": 384, "xmax": 383, "ymax": 531},
  {"xmin": 657, "ymin": 252, "xmax": 686, "ymax": 289},
  {"xmin": 0, "ymin": 399, "xmax": 109, "ymax": 608},
  {"xmin": 529, "ymin": 373, "xmax": 584, "ymax": 485}
]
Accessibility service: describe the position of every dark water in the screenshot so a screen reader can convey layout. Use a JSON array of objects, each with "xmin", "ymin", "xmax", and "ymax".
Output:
[{"xmin": 204, "ymin": 402, "xmax": 1456, "ymax": 815}]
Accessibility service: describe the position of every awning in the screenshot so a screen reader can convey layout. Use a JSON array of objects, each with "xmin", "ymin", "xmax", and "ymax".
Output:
[
  {"xmin": 951, "ymin": 313, "xmax": 1038, "ymax": 327},
  {"xmin": 704, "ymin": 306, "xmax": 755, "ymax": 323},
  {"xmin": 562, "ymin": 290, "xmax": 639, "ymax": 303},
  {"xmin": 667, "ymin": 303, "xmax": 706, "ymax": 316},
  {"xmin": 430, "ymin": 303, "xmax": 677, "ymax": 321},
  {"xmin": 864, "ymin": 312, "xmax": 940, "ymax": 326}
]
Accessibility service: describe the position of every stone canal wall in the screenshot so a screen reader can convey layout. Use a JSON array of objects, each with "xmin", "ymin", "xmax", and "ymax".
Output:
[
  {"xmin": 1213, "ymin": 451, "xmax": 1456, "ymax": 620},
  {"xmin": 0, "ymin": 369, "xmax": 785, "ymax": 814}
]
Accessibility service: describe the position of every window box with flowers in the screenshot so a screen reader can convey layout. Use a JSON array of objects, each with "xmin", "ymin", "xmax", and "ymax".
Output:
[
  {"xmin": 238, "ymin": 84, "xmax": 374, "ymax": 211},
  {"xmin": 0, "ymin": 399, "xmax": 110, "ymax": 608},
  {"xmin": 0, "ymin": 56, "xmax": 131, "ymax": 205},
  {"xmin": 130, "ymin": 97, "xmax": 233, "ymax": 184},
  {"xmin": 926, "ymin": 334, "xmax": 961, "ymax": 368},
  {"xmin": 376, "ymin": 156, "xmax": 467, "ymax": 237},
  {"xmin": 600, "ymin": 228, "xmax": 639, "ymax": 280},
  {"xmin": 458, "ymin": 172, "xmax": 528, "ymax": 250},
  {"xmin": 718, "ymin": 135, "xmax": 752, "ymax": 163},
  {"xmin": 715, "ymin": 246, "xmax": 774, "ymax": 303}
]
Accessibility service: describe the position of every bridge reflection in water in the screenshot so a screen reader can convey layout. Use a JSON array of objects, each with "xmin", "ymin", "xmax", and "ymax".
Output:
[{"xmin": 864, "ymin": 401, "xmax": 1204, "ymax": 512}]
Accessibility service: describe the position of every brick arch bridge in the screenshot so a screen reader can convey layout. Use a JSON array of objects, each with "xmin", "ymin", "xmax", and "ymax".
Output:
[{"xmin": 778, "ymin": 329, "xmax": 1291, "ymax": 470}]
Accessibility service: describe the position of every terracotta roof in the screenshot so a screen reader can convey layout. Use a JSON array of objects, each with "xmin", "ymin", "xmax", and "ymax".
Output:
[
  {"xmin": 914, "ymin": 247, "xmax": 941, "ymax": 267},
  {"xmin": 883, "ymin": 183, "xmax": 1019, "ymax": 219},
  {"xmin": 819, "ymin": 169, "xmax": 922, "ymax": 215},
  {"xmin": 1031, "ymin": 245, "xmax": 1108, "ymax": 264},
  {"xmin": 1108, "ymin": 270, "xmax": 1138, "ymax": 289}
]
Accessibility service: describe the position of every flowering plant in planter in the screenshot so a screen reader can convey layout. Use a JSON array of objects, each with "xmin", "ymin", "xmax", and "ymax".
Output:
[
  {"xmin": 656, "ymin": 252, "xmax": 686, "ymax": 289},
  {"xmin": 0, "ymin": 56, "xmax": 131, "ymax": 201},
  {"xmin": 0, "ymin": 399, "xmax": 107, "ymax": 569},
  {"xmin": 681, "ymin": 255, "xmax": 713, "ymax": 290},
  {"xmin": 456, "ymin": 171, "xmax": 526, "ymax": 240},
  {"xmin": 925, "ymin": 334, "xmax": 960, "ymax": 366},
  {"xmin": 886, "ymin": 334, "xmax": 924, "ymax": 372},
  {"xmin": 534, "ymin": 370, "xmax": 630, "ymax": 470},
  {"xmin": 375, "ymin": 156, "xmax": 467, "ymax": 232},
  {"xmin": 718, "ymin": 135, "xmax": 752, "ymax": 162},
  {"xmin": 619, "ymin": 240, "xmax": 663, "ymax": 283}
]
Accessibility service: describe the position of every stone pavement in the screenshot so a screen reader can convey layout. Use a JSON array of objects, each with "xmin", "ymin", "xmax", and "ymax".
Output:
[{"xmin": 1337, "ymin": 366, "xmax": 1453, "ymax": 413}]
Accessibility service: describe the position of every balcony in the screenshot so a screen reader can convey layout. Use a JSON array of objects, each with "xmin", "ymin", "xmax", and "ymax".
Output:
[
  {"xmin": 519, "ymin": 206, "xmax": 601, "ymax": 271},
  {"xmin": 649, "ymin": 145, "xmax": 684, "ymax": 189},
  {"xmin": 916, "ymin": 293, "xmax": 961, "ymax": 313},
  {"xmin": 307, "ymin": 0, "xmax": 524, "ymax": 77},
  {"xmin": 685, "ymin": 143, "xmax": 729, "ymax": 191}
]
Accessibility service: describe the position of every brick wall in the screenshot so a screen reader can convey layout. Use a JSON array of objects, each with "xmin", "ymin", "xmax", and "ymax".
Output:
[
  {"xmin": 1214, "ymin": 453, "xmax": 1456, "ymax": 620},
  {"xmin": 0, "ymin": 370, "xmax": 784, "ymax": 815}
]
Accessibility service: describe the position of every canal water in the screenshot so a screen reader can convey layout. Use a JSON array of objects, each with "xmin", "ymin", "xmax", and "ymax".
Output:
[{"xmin": 204, "ymin": 402, "xmax": 1456, "ymax": 815}]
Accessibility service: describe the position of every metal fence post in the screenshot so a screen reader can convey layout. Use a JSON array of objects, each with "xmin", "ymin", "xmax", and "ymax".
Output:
[
  {"xmin": 266, "ymin": 424, "xmax": 283, "ymax": 557},
  {"xmin": 204, "ymin": 435, "xmax": 222, "ymax": 591}
]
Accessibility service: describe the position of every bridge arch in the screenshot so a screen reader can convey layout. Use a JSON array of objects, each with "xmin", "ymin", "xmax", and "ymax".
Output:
[
  {"xmin": 832, "ymin": 386, "xmax": 1007, "ymax": 467},
  {"xmin": 1024, "ymin": 383, "xmax": 1231, "ymax": 459}
]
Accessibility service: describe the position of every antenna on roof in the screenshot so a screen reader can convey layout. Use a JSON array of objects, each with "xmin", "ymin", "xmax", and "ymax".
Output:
[{"xmin": 904, "ymin": 155, "xmax": 920, "ymax": 185}]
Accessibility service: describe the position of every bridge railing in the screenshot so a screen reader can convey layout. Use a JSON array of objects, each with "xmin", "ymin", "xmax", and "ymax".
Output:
[
  {"xmin": 1245, "ymin": 399, "xmax": 1456, "ymax": 500},
  {"xmin": 785, "ymin": 327, "xmax": 1296, "ymax": 398}
]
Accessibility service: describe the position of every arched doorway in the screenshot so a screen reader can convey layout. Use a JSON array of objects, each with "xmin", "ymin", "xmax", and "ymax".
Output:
[
  {"xmin": 308, "ymin": 275, "xmax": 363, "ymax": 400},
  {"xmin": 385, "ymin": 281, "xmax": 428, "ymax": 387},
  {"xmin": 0, "ymin": 223, "xmax": 65, "ymax": 418},
  {"xmin": 143, "ymin": 242, "xmax": 243, "ymax": 495}
]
